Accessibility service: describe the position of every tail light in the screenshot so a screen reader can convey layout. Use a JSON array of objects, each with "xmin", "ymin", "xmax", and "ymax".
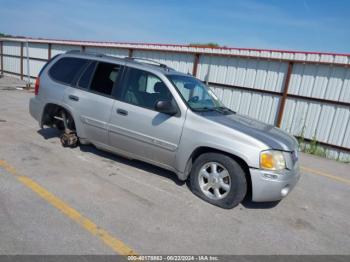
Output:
[{"xmin": 34, "ymin": 77, "xmax": 40, "ymax": 96}]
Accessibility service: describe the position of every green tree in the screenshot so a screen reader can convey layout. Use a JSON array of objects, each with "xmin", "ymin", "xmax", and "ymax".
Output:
[
  {"xmin": 0, "ymin": 33, "xmax": 12, "ymax": 37},
  {"xmin": 189, "ymin": 42, "xmax": 221, "ymax": 48}
]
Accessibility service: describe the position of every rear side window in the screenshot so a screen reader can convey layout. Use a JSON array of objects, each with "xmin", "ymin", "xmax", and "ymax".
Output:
[
  {"xmin": 49, "ymin": 57, "xmax": 89, "ymax": 85},
  {"xmin": 78, "ymin": 62, "xmax": 96, "ymax": 89},
  {"xmin": 89, "ymin": 62, "xmax": 121, "ymax": 96}
]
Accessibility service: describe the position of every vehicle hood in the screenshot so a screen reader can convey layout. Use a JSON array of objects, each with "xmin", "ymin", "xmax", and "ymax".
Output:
[{"xmin": 199, "ymin": 111, "xmax": 298, "ymax": 151}]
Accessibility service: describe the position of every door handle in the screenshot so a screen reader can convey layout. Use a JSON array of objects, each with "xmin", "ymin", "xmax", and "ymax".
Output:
[
  {"xmin": 68, "ymin": 95, "xmax": 79, "ymax": 101},
  {"xmin": 116, "ymin": 108, "xmax": 128, "ymax": 116}
]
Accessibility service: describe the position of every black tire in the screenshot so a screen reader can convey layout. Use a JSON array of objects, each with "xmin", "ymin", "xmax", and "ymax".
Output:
[{"xmin": 190, "ymin": 152, "xmax": 247, "ymax": 209}]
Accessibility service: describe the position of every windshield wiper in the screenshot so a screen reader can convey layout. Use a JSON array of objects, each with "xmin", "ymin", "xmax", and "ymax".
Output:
[
  {"xmin": 192, "ymin": 106, "xmax": 236, "ymax": 114},
  {"xmin": 192, "ymin": 107, "xmax": 216, "ymax": 112},
  {"xmin": 213, "ymin": 106, "xmax": 236, "ymax": 114}
]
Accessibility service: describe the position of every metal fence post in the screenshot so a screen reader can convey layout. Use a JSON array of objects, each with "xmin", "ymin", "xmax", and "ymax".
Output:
[
  {"xmin": 192, "ymin": 53, "xmax": 200, "ymax": 76},
  {"xmin": 0, "ymin": 41, "xmax": 3, "ymax": 75},
  {"xmin": 128, "ymin": 48, "xmax": 133, "ymax": 58},
  {"xmin": 48, "ymin": 43, "xmax": 52, "ymax": 59},
  {"xmin": 25, "ymin": 40, "xmax": 31, "ymax": 88},
  {"xmin": 20, "ymin": 42, "xmax": 24, "ymax": 80},
  {"xmin": 276, "ymin": 62, "xmax": 294, "ymax": 127}
]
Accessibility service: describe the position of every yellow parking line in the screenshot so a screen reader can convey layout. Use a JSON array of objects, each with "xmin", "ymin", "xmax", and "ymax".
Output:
[
  {"xmin": 301, "ymin": 166, "xmax": 350, "ymax": 185},
  {"xmin": 0, "ymin": 160, "xmax": 137, "ymax": 256}
]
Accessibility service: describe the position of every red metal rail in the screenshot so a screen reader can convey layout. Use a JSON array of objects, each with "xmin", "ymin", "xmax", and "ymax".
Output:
[{"xmin": 0, "ymin": 38, "xmax": 349, "ymax": 153}]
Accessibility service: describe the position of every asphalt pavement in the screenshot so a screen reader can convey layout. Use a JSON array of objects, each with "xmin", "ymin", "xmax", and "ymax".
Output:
[{"xmin": 0, "ymin": 89, "xmax": 349, "ymax": 255}]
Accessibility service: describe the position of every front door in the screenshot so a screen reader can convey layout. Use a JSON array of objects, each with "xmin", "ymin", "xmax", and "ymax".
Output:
[{"xmin": 108, "ymin": 67, "xmax": 185, "ymax": 169}]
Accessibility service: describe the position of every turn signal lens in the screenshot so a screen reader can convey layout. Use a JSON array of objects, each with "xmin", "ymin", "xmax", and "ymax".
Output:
[
  {"xmin": 260, "ymin": 150, "xmax": 286, "ymax": 171},
  {"xmin": 261, "ymin": 152, "xmax": 274, "ymax": 169}
]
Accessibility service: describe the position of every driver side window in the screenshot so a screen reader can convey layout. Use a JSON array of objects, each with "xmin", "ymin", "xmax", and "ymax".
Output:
[{"xmin": 121, "ymin": 68, "xmax": 173, "ymax": 110}]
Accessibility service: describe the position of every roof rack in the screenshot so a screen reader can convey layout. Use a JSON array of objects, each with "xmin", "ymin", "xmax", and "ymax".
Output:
[
  {"xmin": 65, "ymin": 50, "xmax": 81, "ymax": 54},
  {"xmin": 64, "ymin": 51, "xmax": 173, "ymax": 70},
  {"xmin": 65, "ymin": 50, "xmax": 104, "ymax": 57},
  {"xmin": 125, "ymin": 57, "xmax": 170, "ymax": 69}
]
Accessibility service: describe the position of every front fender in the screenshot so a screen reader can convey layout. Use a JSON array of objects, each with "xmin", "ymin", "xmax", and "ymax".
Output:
[{"xmin": 174, "ymin": 111, "xmax": 269, "ymax": 179}]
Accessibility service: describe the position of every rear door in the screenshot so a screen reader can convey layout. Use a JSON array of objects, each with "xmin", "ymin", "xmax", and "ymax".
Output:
[
  {"xmin": 108, "ymin": 67, "xmax": 185, "ymax": 169},
  {"xmin": 47, "ymin": 56, "xmax": 90, "ymax": 107},
  {"xmin": 64, "ymin": 60, "xmax": 124, "ymax": 145}
]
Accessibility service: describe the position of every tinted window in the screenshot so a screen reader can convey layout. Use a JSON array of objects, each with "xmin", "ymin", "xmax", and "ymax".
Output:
[
  {"xmin": 90, "ymin": 62, "xmax": 120, "ymax": 96},
  {"xmin": 78, "ymin": 62, "xmax": 96, "ymax": 89},
  {"xmin": 49, "ymin": 57, "xmax": 89, "ymax": 85},
  {"xmin": 39, "ymin": 54, "xmax": 59, "ymax": 76},
  {"xmin": 121, "ymin": 68, "xmax": 172, "ymax": 109}
]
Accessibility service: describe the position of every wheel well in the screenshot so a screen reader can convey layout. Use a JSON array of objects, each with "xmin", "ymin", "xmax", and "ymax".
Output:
[
  {"xmin": 42, "ymin": 103, "xmax": 76, "ymax": 130},
  {"xmin": 187, "ymin": 147, "xmax": 252, "ymax": 197}
]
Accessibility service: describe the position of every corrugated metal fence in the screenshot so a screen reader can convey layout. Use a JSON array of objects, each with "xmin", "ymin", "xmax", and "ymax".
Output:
[{"xmin": 1, "ymin": 37, "xmax": 349, "ymax": 161}]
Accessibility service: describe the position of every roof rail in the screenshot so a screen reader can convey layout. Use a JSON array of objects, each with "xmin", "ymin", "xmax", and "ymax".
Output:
[
  {"xmin": 125, "ymin": 57, "xmax": 170, "ymax": 69},
  {"xmin": 64, "ymin": 52, "xmax": 173, "ymax": 70},
  {"xmin": 65, "ymin": 50, "xmax": 104, "ymax": 57},
  {"xmin": 65, "ymin": 50, "xmax": 81, "ymax": 54}
]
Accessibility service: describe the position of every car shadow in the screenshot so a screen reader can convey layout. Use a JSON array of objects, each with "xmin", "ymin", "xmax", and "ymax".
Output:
[
  {"xmin": 37, "ymin": 127, "xmax": 281, "ymax": 209},
  {"xmin": 37, "ymin": 128, "xmax": 185, "ymax": 186},
  {"xmin": 79, "ymin": 144, "xmax": 186, "ymax": 186},
  {"xmin": 37, "ymin": 128, "xmax": 61, "ymax": 140},
  {"xmin": 241, "ymin": 197, "xmax": 281, "ymax": 209}
]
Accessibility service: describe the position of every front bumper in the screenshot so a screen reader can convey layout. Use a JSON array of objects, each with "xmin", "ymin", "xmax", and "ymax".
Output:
[{"xmin": 250, "ymin": 165, "xmax": 300, "ymax": 202}]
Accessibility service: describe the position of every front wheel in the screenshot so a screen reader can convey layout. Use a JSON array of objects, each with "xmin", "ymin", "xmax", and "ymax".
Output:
[{"xmin": 190, "ymin": 153, "xmax": 247, "ymax": 209}]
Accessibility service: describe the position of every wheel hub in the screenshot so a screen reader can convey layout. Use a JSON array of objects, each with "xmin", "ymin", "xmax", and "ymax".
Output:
[{"xmin": 198, "ymin": 162, "xmax": 231, "ymax": 200}]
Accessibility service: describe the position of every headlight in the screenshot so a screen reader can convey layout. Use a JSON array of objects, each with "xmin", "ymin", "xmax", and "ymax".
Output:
[{"xmin": 260, "ymin": 150, "xmax": 286, "ymax": 170}]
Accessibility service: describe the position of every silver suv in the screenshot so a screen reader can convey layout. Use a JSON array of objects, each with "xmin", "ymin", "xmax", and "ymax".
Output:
[{"xmin": 29, "ymin": 51, "xmax": 300, "ymax": 209}]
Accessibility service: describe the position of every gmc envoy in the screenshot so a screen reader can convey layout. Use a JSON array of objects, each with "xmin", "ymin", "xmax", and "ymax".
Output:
[{"xmin": 29, "ymin": 51, "xmax": 300, "ymax": 208}]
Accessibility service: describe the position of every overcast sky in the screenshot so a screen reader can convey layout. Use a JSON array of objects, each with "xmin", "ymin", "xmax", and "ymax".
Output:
[{"xmin": 0, "ymin": 0, "xmax": 349, "ymax": 53}]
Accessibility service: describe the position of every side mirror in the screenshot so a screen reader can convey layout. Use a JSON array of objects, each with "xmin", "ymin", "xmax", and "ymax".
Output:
[{"xmin": 155, "ymin": 100, "xmax": 178, "ymax": 115}]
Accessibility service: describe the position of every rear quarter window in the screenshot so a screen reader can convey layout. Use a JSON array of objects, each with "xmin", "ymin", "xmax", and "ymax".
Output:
[
  {"xmin": 49, "ymin": 57, "xmax": 89, "ymax": 85},
  {"xmin": 38, "ymin": 54, "xmax": 59, "ymax": 77}
]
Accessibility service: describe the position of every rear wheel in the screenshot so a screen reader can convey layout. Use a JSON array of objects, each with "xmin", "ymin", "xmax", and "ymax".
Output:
[
  {"xmin": 42, "ymin": 105, "xmax": 79, "ymax": 148},
  {"xmin": 190, "ymin": 153, "xmax": 247, "ymax": 209},
  {"xmin": 58, "ymin": 110, "xmax": 79, "ymax": 148}
]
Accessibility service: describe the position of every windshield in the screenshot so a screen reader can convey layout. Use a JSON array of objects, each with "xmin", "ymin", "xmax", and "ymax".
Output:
[{"xmin": 168, "ymin": 75, "xmax": 225, "ymax": 111}]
